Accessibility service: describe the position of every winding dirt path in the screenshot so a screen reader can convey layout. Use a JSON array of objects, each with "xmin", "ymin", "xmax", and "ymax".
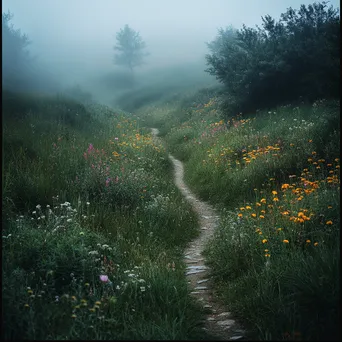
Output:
[{"xmin": 151, "ymin": 128, "xmax": 247, "ymax": 341}]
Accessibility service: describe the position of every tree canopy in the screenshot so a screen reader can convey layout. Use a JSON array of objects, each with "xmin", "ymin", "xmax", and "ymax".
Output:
[
  {"xmin": 206, "ymin": 1, "xmax": 340, "ymax": 115},
  {"xmin": 2, "ymin": 11, "xmax": 32, "ymax": 90},
  {"xmin": 113, "ymin": 24, "xmax": 148, "ymax": 72}
]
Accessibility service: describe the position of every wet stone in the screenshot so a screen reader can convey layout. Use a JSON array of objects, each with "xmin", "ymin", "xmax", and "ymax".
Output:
[
  {"xmin": 186, "ymin": 270, "xmax": 206, "ymax": 275},
  {"xmin": 186, "ymin": 265, "xmax": 207, "ymax": 270},
  {"xmin": 217, "ymin": 319, "xmax": 235, "ymax": 327},
  {"xmin": 197, "ymin": 279, "xmax": 209, "ymax": 284},
  {"xmin": 217, "ymin": 312, "xmax": 231, "ymax": 317}
]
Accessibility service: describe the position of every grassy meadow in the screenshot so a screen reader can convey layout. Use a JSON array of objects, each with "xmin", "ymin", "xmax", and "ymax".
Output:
[
  {"xmin": 139, "ymin": 90, "xmax": 340, "ymax": 341},
  {"xmin": 1, "ymin": 90, "xmax": 216, "ymax": 340}
]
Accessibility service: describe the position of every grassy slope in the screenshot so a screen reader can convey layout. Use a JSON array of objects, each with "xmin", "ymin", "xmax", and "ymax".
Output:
[
  {"xmin": 2, "ymin": 90, "xmax": 215, "ymax": 340},
  {"xmin": 138, "ymin": 90, "xmax": 340, "ymax": 341}
]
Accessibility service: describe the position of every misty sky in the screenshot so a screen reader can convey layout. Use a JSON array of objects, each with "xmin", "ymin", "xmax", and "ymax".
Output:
[{"xmin": 2, "ymin": 0, "xmax": 340, "ymax": 84}]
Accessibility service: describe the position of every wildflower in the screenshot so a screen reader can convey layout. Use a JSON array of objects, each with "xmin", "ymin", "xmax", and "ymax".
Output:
[
  {"xmin": 273, "ymin": 197, "xmax": 279, "ymax": 202},
  {"xmin": 327, "ymin": 206, "xmax": 332, "ymax": 209},
  {"xmin": 238, "ymin": 213, "xmax": 243, "ymax": 218},
  {"xmin": 272, "ymin": 191, "xmax": 277, "ymax": 195},
  {"xmin": 276, "ymin": 228, "xmax": 282, "ymax": 232},
  {"xmin": 306, "ymin": 240, "xmax": 311, "ymax": 244},
  {"xmin": 259, "ymin": 215, "xmax": 265, "ymax": 219},
  {"xmin": 79, "ymin": 232, "xmax": 85, "ymax": 236},
  {"xmin": 314, "ymin": 242, "xmax": 319, "ymax": 246},
  {"xmin": 262, "ymin": 239, "xmax": 268, "ymax": 244},
  {"xmin": 251, "ymin": 213, "xmax": 257, "ymax": 218},
  {"xmin": 260, "ymin": 198, "xmax": 266, "ymax": 203},
  {"xmin": 95, "ymin": 301, "xmax": 101, "ymax": 306},
  {"xmin": 99, "ymin": 275, "xmax": 109, "ymax": 283},
  {"xmin": 71, "ymin": 296, "xmax": 77, "ymax": 301},
  {"xmin": 85, "ymin": 283, "xmax": 90, "ymax": 287},
  {"xmin": 71, "ymin": 314, "xmax": 77, "ymax": 318},
  {"xmin": 283, "ymin": 239, "xmax": 289, "ymax": 244},
  {"xmin": 27, "ymin": 290, "xmax": 33, "ymax": 295},
  {"xmin": 326, "ymin": 220, "xmax": 333, "ymax": 225},
  {"xmin": 265, "ymin": 253, "xmax": 270, "ymax": 257},
  {"xmin": 89, "ymin": 308, "xmax": 96, "ymax": 312},
  {"xmin": 24, "ymin": 304, "xmax": 30, "ymax": 308},
  {"xmin": 245, "ymin": 206, "xmax": 252, "ymax": 210}
]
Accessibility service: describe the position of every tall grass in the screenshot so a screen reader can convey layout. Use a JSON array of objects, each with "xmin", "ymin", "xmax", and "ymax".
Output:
[
  {"xmin": 2, "ymin": 90, "xmax": 209, "ymax": 340},
  {"xmin": 138, "ymin": 92, "xmax": 340, "ymax": 341}
]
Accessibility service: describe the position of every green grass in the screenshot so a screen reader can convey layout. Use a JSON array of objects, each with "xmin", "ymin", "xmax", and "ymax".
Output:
[
  {"xmin": 137, "ymin": 91, "xmax": 340, "ymax": 341},
  {"xmin": 2, "ymin": 90, "xmax": 211, "ymax": 340}
]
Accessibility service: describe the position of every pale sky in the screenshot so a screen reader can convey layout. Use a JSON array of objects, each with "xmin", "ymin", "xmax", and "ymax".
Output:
[{"xmin": 2, "ymin": 0, "xmax": 340, "ymax": 87}]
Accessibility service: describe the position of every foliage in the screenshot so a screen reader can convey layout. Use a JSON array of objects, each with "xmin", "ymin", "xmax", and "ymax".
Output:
[
  {"xmin": 2, "ymin": 91, "xmax": 211, "ymax": 340},
  {"xmin": 137, "ymin": 90, "xmax": 340, "ymax": 341},
  {"xmin": 206, "ymin": 1, "xmax": 340, "ymax": 116}
]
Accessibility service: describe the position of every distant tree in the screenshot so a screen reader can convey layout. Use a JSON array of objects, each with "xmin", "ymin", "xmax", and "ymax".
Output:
[
  {"xmin": 113, "ymin": 25, "xmax": 148, "ymax": 73},
  {"xmin": 2, "ymin": 11, "xmax": 32, "ymax": 90}
]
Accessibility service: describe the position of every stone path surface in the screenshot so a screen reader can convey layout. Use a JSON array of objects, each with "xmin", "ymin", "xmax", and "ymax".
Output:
[{"xmin": 151, "ymin": 128, "xmax": 247, "ymax": 341}]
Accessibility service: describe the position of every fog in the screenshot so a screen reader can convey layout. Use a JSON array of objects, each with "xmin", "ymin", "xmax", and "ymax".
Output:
[{"xmin": 2, "ymin": 0, "xmax": 340, "ymax": 105}]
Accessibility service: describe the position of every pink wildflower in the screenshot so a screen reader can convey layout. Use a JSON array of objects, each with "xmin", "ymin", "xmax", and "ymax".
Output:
[
  {"xmin": 99, "ymin": 275, "xmax": 109, "ymax": 283},
  {"xmin": 87, "ymin": 143, "xmax": 94, "ymax": 154}
]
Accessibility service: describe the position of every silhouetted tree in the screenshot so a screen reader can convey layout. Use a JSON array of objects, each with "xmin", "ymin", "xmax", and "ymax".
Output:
[
  {"xmin": 113, "ymin": 25, "xmax": 148, "ymax": 73},
  {"xmin": 2, "ymin": 11, "xmax": 32, "ymax": 90}
]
